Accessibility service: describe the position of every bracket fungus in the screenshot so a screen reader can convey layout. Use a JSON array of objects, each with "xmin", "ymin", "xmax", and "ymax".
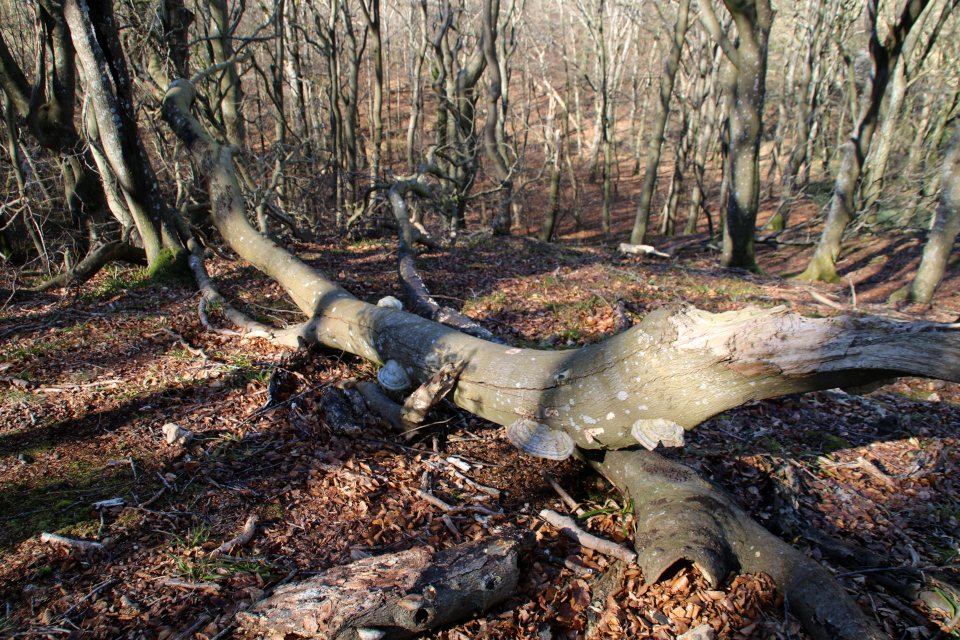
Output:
[
  {"xmin": 506, "ymin": 418, "xmax": 576, "ymax": 460},
  {"xmin": 377, "ymin": 359, "xmax": 413, "ymax": 392},
  {"xmin": 631, "ymin": 417, "xmax": 685, "ymax": 450}
]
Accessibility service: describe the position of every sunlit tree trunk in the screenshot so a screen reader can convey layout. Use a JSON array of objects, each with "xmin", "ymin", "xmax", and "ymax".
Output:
[{"xmin": 890, "ymin": 125, "xmax": 960, "ymax": 304}]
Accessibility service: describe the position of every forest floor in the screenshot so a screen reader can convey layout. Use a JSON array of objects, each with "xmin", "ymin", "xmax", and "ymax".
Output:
[{"xmin": 2, "ymin": 196, "xmax": 960, "ymax": 640}]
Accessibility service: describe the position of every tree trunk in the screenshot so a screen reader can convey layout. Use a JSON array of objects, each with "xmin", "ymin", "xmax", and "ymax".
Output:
[
  {"xmin": 170, "ymin": 78, "xmax": 960, "ymax": 449},
  {"xmin": 860, "ymin": 0, "xmax": 947, "ymax": 213},
  {"xmin": 65, "ymin": 0, "xmax": 181, "ymax": 262},
  {"xmin": 717, "ymin": 0, "xmax": 773, "ymax": 272},
  {"xmin": 629, "ymin": 0, "xmax": 690, "ymax": 245},
  {"xmin": 482, "ymin": 0, "xmax": 514, "ymax": 237},
  {"xmin": 165, "ymin": 78, "xmax": 960, "ymax": 640},
  {"xmin": 359, "ymin": 0, "xmax": 383, "ymax": 181},
  {"xmin": 405, "ymin": 0, "xmax": 429, "ymax": 170},
  {"xmin": 890, "ymin": 125, "xmax": 960, "ymax": 305}
]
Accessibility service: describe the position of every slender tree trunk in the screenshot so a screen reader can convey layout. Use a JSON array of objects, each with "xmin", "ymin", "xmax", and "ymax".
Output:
[
  {"xmin": 861, "ymin": 0, "xmax": 948, "ymax": 212},
  {"xmin": 65, "ymin": 0, "xmax": 181, "ymax": 262},
  {"xmin": 629, "ymin": 0, "xmax": 690, "ymax": 244},
  {"xmin": 405, "ymin": 0, "xmax": 428, "ymax": 170},
  {"xmin": 890, "ymin": 125, "xmax": 960, "ymax": 304},
  {"xmin": 717, "ymin": 0, "xmax": 773, "ymax": 272},
  {"xmin": 359, "ymin": 0, "xmax": 383, "ymax": 181},
  {"xmin": 482, "ymin": 0, "xmax": 513, "ymax": 236}
]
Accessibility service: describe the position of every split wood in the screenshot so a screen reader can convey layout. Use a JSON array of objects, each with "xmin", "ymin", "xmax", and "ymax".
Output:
[
  {"xmin": 211, "ymin": 514, "xmax": 258, "ymax": 556},
  {"xmin": 40, "ymin": 532, "xmax": 105, "ymax": 553},
  {"xmin": 539, "ymin": 509, "xmax": 637, "ymax": 564}
]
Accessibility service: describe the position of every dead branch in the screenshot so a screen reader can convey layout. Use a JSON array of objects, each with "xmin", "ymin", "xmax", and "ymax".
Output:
[
  {"xmin": 172, "ymin": 614, "xmax": 213, "ymax": 640},
  {"xmin": 541, "ymin": 470, "xmax": 585, "ymax": 516},
  {"xmin": 401, "ymin": 359, "xmax": 466, "ymax": 425},
  {"xmin": 539, "ymin": 509, "xmax": 636, "ymax": 564},
  {"xmin": 211, "ymin": 514, "xmax": 258, "ymax": 557},
  {"xmin": 40, "ymin": 532, "xmax": 105, "ymax": 553},
  {"xmin": 158, "ymin": 579, "xmax": 221, "ymax": 593}
]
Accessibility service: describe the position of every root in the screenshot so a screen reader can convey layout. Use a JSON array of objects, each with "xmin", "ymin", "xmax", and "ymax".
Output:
[{"xmin": 583, "ymin": 448, "xmax": 889, "ymax": 640}]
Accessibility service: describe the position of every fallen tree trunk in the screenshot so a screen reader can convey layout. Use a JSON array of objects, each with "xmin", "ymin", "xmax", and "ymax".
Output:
[
  {"xmin": 237, "ymin": 533, "xmax": 533, "ymax": 639},
  {"xmin": 162, "ymin": 78, "xmax": 960, "ymax": 640},
  {"xmin": 163, "ymin": 78, "xmax": 960, "ymax": 456}
]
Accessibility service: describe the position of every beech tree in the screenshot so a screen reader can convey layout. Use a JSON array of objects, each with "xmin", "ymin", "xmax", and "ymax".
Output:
[
  {"xmin": 164, "ymin": 72, "xmax": 960, "ymax": 640},
  {"xmin": 7, "ymin": 1, "xmax": 960, "ymax": 638}
]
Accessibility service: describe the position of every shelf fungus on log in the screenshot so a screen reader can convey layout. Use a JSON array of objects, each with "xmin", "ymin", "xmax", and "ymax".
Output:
[
  {"xmin": 236, "ymin": 533, "xmax": 533, "ymax": 639},
  {"xmin": 506, "ymin": 418, "xmax": 576, "ymax": 460},
  {"xmin": 377, "ymin": 360, "xmax": 413, "ymax": 392},
  {"xmin": 631, "ymin": 417, "xmax": 685, "ymax": 450}
]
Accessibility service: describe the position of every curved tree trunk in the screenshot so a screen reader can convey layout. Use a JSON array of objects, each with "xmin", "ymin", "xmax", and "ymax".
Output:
[
  {"xmin": 890, "ymin": 125, "xmax": 960, "ymax": 305},
  {"xmin": 165, "ymin": 77, "xmax": 960, "ymax": 453},
  {"xmin": 798, "ymin": 0, "xmax": 930, "ymax": 282},
  {"xmin": 165, "ymin": 78, "xmax": 960, "ymax": 640}
]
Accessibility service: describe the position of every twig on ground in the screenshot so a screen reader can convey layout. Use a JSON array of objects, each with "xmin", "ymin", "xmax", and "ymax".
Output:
[
  {"xmin": 856, "ymin": 456, "xmax": 896, "ymax": 487},
  {"xmin": 140, "ymin": 486, "xmax": 167, "ymax": 508},
  {"xmin": 55, "ymin": 579, "xmax": 118, "ymax": 621},
  {"xmin": 805, "ymin": 289, "xmax": 845, "ymax": 310},
  {"xmin": 211, "ymin": 514, "xmax": 259, "ymax": 556},
  {"xmin": 172, "ymin": 614, "xmax": 212, "ymax": 640},
  {"xmin": 539, "ymin": 509, "xmax": 637, "ymax": 564},
  {"xmin": 536, "ymin": 549, "xmax": 595, "ymax": 577},
  {"xmin": 541, "ymin": 470, "xmax": 585, "ymax": 516},
  {"xmin": 199, "ymin": 297, "xmax": 241, "ymax": 336},
  {"xmin": 161, "ymin": 327, "xmax": 208, "ymax": 359},
  {"xmin": 40, "ymin": 533, "xmax": 105, "ymax": 553},
  {"xmin": 415, "ymin": 489, "xmax": 498, "ymax": 516},
  {"xmin": 158, "ymin": 578, "xmax": 221, "ymax": 593}
]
